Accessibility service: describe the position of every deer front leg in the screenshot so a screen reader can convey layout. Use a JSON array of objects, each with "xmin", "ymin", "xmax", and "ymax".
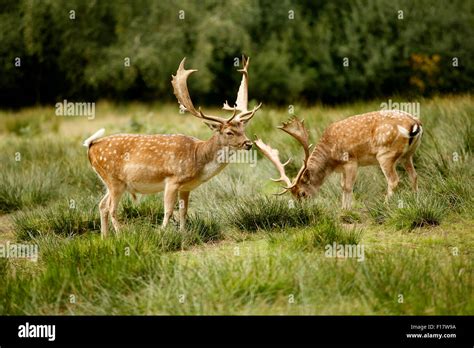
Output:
[
  {"xmin": 178, "ymin": 191, "xmax": 190, "ymax": 231},
  {"xmin": 162, "ymin": 182, "xmax": 179, "ymax": 228},
  {"xmin": 341, "ymin": 163, "xmax": 358, "ymax": 210},
  {"xmin": 378, "ymin": 156, "xmax": 400, "ymax": 202}
]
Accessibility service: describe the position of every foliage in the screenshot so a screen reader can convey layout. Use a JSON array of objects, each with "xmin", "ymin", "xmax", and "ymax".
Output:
[{"xmin": 0, "ymin": 0, "xmax": 472, "ymax": 106}]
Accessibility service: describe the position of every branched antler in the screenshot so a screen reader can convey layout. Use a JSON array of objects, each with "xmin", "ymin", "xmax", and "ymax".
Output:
[
  {"xmin": 172, "ymin": 58, "xmax": 230, "ymax": 125},
  {"xmin": 255, "ymin": 117, "xmax": 312, "ymax": 194},
  {"xmin": 254, "ymin": 138, "xmax": 292, "ymax": 195},
  {"xmin": 222, "ymin": 55, "xmax": 262, "ymax": 122}
]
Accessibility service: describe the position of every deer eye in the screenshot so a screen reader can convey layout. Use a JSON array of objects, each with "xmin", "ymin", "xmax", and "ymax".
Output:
[{"xmin": 226, "ymin": 131, "xmax": 234, "ymax": 136}]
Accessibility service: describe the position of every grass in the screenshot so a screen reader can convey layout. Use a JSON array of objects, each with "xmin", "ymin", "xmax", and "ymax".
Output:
[
  {"xmin": 0, "ymin": 95, "xmax": 473, "ymax": 315},
  {"xmin": 224, "ymin": 196, "xmax": 323, "ymax": 231}
]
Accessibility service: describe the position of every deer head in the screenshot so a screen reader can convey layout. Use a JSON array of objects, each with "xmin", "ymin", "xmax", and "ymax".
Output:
[
  {"xmin": 172, "ymin": 56, "xmax": 262, "ymax": 151},
  {"xmin": 255, "ymin": 117, "xmax": 315, "ymax": 199}
]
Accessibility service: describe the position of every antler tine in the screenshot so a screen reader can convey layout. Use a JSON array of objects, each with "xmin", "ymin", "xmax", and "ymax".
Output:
[
  {"xmin": 278, "ymin": 117, "xmax": 311, "ymax": 161},
  {"xmin": 254, "ymin": 138, "xmax": 292, "ymax": 190},
  {"xmin": 239, "ymin": 102, "xmax": 263, "ymax": 122},
  {"xmin": 227, "ymin": 106, "xmax": 238, "ymax": 123},
  {"xmin": 222, "ymin": 100, "xmax": 235, "ymax": 111},
  {"xmin": 172, "ymin": 58, "xmax": 226, "ymax": 124},
  {"xmin": 234, "ymin": 55, "xmax": 249, "ymax": 113}
]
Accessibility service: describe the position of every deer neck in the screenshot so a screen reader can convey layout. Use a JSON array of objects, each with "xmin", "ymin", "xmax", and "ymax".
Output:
[
  {"xmin": 306, "ymin": 143, "xmax": 333, "ymax": 189},
  {"xmin": 195, "ymin": 133, "xmax": 228, "ymax": 177}
]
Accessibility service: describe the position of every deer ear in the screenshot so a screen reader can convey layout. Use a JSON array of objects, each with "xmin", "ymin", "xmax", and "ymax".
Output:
[{"xmin": 205, "ymin": 122, "xmax": 222, "ymax": 132}]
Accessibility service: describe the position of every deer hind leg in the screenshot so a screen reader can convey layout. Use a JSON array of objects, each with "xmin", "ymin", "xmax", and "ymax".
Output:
[
  {"xmin": 378, "ymin": 156, "xmax": 400, "ymax": 202},
  {"xmin": 403, "ymin": 156, "xmax": 418, "ymax": 192},
  {"xmin": 178, "ymin": 191, "xmax": 190, "ymax": 231},
  {"xmin": 99, "ymin": 191, "xmax": 110, "ymax": 239},
  {"xmin": 108, "ymin": 182, "xmax": 126, "ymax": 235},
  {"xmin": 162, "ymin": 182, "xmax": 179, "ymax": 229},
  {"xmin": 341, "ymin": 163, "xmax": 358, "ymax": 210}
]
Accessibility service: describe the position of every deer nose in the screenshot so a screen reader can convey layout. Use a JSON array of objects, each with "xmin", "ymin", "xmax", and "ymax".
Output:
[{"xmin": 243, "ymin": 140, "xmax": 253, "ymax": 150}]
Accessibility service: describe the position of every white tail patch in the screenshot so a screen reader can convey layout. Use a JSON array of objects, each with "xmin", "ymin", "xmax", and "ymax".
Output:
[
  {"xmin": 83, "ymin": 128, "xmax": 105, "ymax": 147},
  {"xmin": 397, "ymin": 125, "xmax": 410, "ymax": 138}
]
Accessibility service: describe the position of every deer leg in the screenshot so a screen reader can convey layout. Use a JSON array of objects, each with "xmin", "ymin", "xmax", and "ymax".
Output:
[
  {"xmin": 99, "ymin": 191, "xmax": 110, "ymax": 239},
  {"xmin": 403, "ymin": 156, "xmax": 418, "ymax": 192},
  {"xmin": 378, "ymin": 157, "xmax": 400, "ymax": 202},
  {"xmin": 341, "ymin": 163, "xmax": 358, "ymax": 210},
  {"xmin": 178, "ymin": 191, "xmax": 190, "ymax": 231},
  {"xmin": 162, "ymin": 182, "xmax": 179, "ymax": 228},
  {"xmin": 109, "ymin": 183, "xmax": 126, "ymax": 235},
  {"xmin": 340, "ymin": 172, "xmax": 346, "ymax": 208}
]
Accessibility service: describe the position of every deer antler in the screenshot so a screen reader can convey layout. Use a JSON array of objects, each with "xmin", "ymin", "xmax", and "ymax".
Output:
[
  {"xmin": 255, "ymin": 117, "xmax": 313, "ymax": 195},
  {"xmin": 254, "ymin": 138, "xmax": 293, "ymax": 195},
  {"xmin": 278, "ymin": 117, "xmax": 313, "ymax": 190},
  {"xmin": 223, "ymin": 55, "xmax": 261, "ymax": 122},
  {"xmin": 278, "ymin": 117, "xmax": 312, "ymax": 160},
  {"xmin": 172, "ymin": 58, "xmax": 229, "ymax": 125}
]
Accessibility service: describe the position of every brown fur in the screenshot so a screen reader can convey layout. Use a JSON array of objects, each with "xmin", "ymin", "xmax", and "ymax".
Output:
[{"xmin": 293, "ymin": 110, "xmax": 423, "ymax": 207}]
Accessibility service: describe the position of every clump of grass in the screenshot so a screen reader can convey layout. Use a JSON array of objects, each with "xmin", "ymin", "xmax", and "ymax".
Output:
[
  {"xmin": 340, "ymin": 210, "xmax": 362, "ymax": 224},
  {"xmin": 13, "ymin": 199, "xmax": 101, "ymax": 240},
  {"xmin": 366, "ymin": 193, "xmax": 447, "ymax": 230},
  {"xmin": 186, "ymin": 213, "xmax": 222, "ymax": 243},
  {"xmin": 271, "ymin": 216, "xmax": 361, "ymax": 252},
  {"xmin": 224, "ymin": 196, "xmax": 323, "ymax": 231},
  {"xmin": 432, "ymin": 172, "xmax": 474, "ymax": 213},
  {"xmin": 387, "ymin": 194, "xmax": 447, "ymax": 231},
  {"xmin": 366, "ymin": 201, "xmax": 390, "ymax": 224},
  {"xmin": 120, "ymin": 196, "xmax": 164, "ymax": 225}
]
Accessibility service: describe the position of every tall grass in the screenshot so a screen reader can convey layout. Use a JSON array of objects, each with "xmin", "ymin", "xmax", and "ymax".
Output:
[{"xmin": 0, "ymin": 95, "xmax": 473, "ymax": 315}]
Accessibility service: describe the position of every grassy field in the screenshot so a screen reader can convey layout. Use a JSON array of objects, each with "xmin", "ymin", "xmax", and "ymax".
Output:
[{"xmin": 0, "ymin": 95, "xmax": 473, "ymax": 315}]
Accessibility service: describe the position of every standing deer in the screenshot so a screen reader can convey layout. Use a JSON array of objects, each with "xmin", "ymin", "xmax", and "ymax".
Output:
[
  {"xmin": 83, "ymin": 56, "xmax": 261, "ymax": 237},
  {"xmin": 255, "ymin": 110, "xmax": 422, "ymax": 209}
]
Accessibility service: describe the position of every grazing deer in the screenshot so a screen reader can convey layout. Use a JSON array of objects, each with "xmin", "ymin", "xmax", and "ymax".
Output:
[
  {"xmin": 83, "ymin": 56, "xmax": 261, "ymax": 237},
  {"xmin": 255, "ymin": 110, "xmax": 423, "ymax": 209}
]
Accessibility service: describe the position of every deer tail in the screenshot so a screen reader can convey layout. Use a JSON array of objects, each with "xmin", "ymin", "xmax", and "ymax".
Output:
[{"xmin": 83, "ymin": 128, "xmax": 105, "ymax": 147}]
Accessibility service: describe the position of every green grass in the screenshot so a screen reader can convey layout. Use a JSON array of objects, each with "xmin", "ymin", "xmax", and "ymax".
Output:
[
  {"xmin": 0, "ymin": 95, "xmax": 473, "ymax": 315},
  {"xmin": 224, "ymin": 196, "xmax": 324, "ymax": 231}
]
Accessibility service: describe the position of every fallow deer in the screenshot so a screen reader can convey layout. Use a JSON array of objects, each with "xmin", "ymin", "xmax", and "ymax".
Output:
[
  {"xmin": 255, "ymin": 110, "xmax": 423, "ymax": 208},
  {"xmin": 84, "ymin": 56, "xmax": 261, "ymax": 237}
]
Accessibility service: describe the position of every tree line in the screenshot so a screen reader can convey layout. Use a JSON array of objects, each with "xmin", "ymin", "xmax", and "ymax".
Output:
[{"xmin": 0, "ymin": 0, "xmax": 472, "ymax": 107}]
